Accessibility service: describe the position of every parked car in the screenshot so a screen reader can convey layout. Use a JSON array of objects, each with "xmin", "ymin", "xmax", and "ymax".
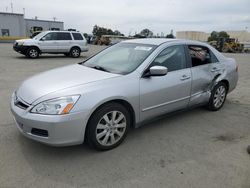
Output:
[
  {"xmin": 11, "ymin": 39, "xmax": 238, "ymax": 150},
  {"xmin": 13, "ymin": 31, "xmax": 88, "ymax": 58}
]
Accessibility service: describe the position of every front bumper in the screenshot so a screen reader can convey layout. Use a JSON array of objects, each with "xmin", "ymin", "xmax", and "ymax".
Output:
[
  {"xmin": 13, "ymin": 44, "xmax": 29, "ymax": 54},
  {"xmin": 10, "ymin": 96, "xmax": 88, "ymax": 146}
]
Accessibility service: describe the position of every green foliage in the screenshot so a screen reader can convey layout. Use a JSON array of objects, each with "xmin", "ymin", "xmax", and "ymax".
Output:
[
  {"xmin": 113, "ymin": 30, "xmax": 124, "ymax": 36},
  {"xmin": 139, "ymin": 29, "xmax": 153, "ymax": 37},
  {"xmin": 208, "ymin": 31, "xmax": 230, "ymax": 41},
  {"xmin": 83, "ymin": 33, "xmax": 88, "ymax": 38},
  {"xmin": 92, "ymin": 25, "xmax": 123, "ymax": 37},
  {"xmin": 166, "ymin": 33, "xmax": 174, "ymax": 38},
  {"xmin": 218, "ymin": 31, "xmax": 230, "ymax": 39}
]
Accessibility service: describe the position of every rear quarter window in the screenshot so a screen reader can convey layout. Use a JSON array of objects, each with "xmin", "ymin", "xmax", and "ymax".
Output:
[{"xmin": 72, "ymin": 33, "xmax": 84, "ymax": 40}]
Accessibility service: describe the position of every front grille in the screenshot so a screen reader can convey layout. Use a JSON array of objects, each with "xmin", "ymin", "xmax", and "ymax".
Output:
[
  {"xmin": 15, "ymin": 101, "xmax": 29, "ymax": 110},
  {"xmin": 31, "ymin": 128, "xmax": 48, "ymax": 137}
]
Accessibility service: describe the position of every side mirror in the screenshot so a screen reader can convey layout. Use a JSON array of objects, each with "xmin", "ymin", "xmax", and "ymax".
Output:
[
  {"xmin": 143, "ymin": 66, "xmax": 168, "ymax": 77},
  {"xmin": 40, "ymin": 37, "xmax": 45, "ymax": 41}
]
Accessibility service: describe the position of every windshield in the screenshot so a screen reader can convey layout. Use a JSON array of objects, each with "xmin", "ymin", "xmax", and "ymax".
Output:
[
  {"xmin": 83, "ymin": 43, "xmax": 157, "ymax": 74},
  {"xmin": 33, "ymin": 32, "xmax": 46, "ymax": 40}
]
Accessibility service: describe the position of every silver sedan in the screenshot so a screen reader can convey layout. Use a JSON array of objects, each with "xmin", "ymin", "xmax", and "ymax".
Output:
[{"xmin": 11, "ymin": 39, "xmax": 238, "ymax": 150}]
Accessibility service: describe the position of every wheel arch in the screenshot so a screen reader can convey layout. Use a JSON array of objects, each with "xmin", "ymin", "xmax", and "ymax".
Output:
[
  {"xmin": 27, "ymin": 45, "xmax": 41, "ymax": 53},
  {"xmin": 211, "ymin": 73, "xmax": 230, "ymax": 92},
  {"xmin": 84, "ymin": 99, "xmax": 136, "ymax": 141},
  {"xmin": 220, "ymin": 79, "xmax": 229, "ymax": 91},
  {"xmin": 70, "ymin": 45, "xmax": 81, "ymax": 51}
]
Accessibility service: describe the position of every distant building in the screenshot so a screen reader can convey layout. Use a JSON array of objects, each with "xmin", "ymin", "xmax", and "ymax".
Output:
[
  {"xmin": 176, "ymin": 31, "xmax": 210, "ymax": 42},
  {"xmin": 226, "ymin": 30, "xmax": 250, "ymax": 43},
  {"xmin": 0, "ymin": 12, "xmax": 25, "ymax": 37},
  {"xmin": 0, "ymin": 12, "xmax": 64, "ymax": 38},
  {"xmin": 25, "ymin": 18, "xmax": 64, "ymax": 37},
  {"xmin": 176, "ymin": 30, "xmax": 250, "ymax": 43}
]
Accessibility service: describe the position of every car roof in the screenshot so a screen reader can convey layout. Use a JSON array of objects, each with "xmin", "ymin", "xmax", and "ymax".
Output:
[
  {"xmin": 121, "ymin": 38, "xmax": 209, "ymax": 46},
  {"xmin": 42, "ymin": 30, "xmax": 80, "ymax": 34},
  {"xmin": 121, "ymin": 38, "xmax": 181, "ymax": 45}
]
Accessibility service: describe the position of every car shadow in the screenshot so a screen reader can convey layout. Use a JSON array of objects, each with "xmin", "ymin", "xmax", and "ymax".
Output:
[
  {"xmin": 14, "ymin": 55, "xmax": 88, "ymax": 59},
  {"xmin": 18, "ymin": 100, "xmax": 248, "ymax": 187}
]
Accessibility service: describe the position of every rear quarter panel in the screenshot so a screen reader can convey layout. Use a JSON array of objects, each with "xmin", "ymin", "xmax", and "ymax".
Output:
[{"xmin": 222, "ymin": 57, "xmax": 238, "ymax": 93}]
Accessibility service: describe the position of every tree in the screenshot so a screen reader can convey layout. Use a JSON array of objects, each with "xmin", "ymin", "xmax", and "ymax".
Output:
[
  {"xmin": 208, "ymin": 31, "xmax": 219, "ymax": 41},
  {"xmin": 140, "ymin": 29, "xmax": 153, "ymax": 37},
  {"xmin": 92, "ymin": 25, "xmax": 123, "ymax": 37},
  {"xmin": 208, "ymin": 31, "xmax": 230, "ymax": 41},
  {"xmin": 166, "ymin": 29, "xmax": 175, "ymax": 38},
  {"xmin": 166, "ymin": 33, "xmax": 174, "ymax": 38},
  {"xmin": 218, "ymin": 31, "xmax": 230, "ymax": 39},
  {"xmin": 83, "ymin": 33, "xmax": 89, "ymax": 38},
  {"xmin": 113, "ymin": 30, "xmax": 124, "ymax": 36}
]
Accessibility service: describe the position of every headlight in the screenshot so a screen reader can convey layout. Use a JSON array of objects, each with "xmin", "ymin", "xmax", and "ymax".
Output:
[
  {"xmin": 31, "ymin": 95, "xmax": 80, "ymax": 115},
  {"xmin": 18, "ymin": 42, "xmax": 24, "ymax": 46}
]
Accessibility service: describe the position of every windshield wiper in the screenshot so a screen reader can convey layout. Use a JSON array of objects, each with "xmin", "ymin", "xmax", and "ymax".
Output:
[{"xmin": 91, "ymin": 66, "xmax": 110, "ymax": 72}]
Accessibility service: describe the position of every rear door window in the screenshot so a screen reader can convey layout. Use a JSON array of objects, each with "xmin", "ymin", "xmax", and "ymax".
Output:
[
  {"xmin": 188, "ymin": 45, "xmax": 212, "ymax": 67},
  {"xmin": 72, "ymin": 33, "xmax": 84, "ymax": 40},
  {"xmin": 56, "ymin": 32, "xmax": 72, "ymax": 40}
]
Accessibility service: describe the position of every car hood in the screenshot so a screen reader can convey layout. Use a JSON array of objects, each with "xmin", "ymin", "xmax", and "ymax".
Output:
[
  {"xmin": 17, "ymin": 64, "xmax": 119, "ymax": 104},
  {"xmin": 15, "ymin": 39, "xmax": 34, "ymax": 43}
]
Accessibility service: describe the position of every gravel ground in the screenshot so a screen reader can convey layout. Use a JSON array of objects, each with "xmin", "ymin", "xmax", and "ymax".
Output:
[{"xmin": 0, "ymin": 43, "xmax": 250, "ymax": 188}]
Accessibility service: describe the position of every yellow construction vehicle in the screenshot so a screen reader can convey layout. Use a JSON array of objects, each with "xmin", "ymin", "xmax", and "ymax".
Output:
[
  {"xmin": 30, "ymin": 26, "xmax": 43, "ymax": 38},
  {"xmin": 209, "ymin": 38, "xmax": 244, "ymax": 53}
]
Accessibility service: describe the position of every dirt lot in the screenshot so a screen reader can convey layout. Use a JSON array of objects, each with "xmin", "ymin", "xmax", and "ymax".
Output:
[{"xmin": 0, "ymin": 43, "xmax": 250, "ymax": 188}]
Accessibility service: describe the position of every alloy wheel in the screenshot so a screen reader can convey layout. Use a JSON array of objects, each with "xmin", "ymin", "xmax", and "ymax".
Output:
[
  {"xmin": 29, "ymin": 49, "xmax": 38, "ymax": 58},
  {"xmin": 95, "ymin": 111, "xmax": 127, "ymax": 146},
  {"xmin": 72, "ymin": 49, "xmax": 80, "ymax": 57},
  {"xmin": 213, "ymin": 85, "xmax": 226, "ymax": 108}
]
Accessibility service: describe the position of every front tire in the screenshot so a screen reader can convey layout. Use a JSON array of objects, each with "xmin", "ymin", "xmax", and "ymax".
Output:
[
  {"xmin": 207, "ymin": 82, "xmax": 227, "ymax": 111},
  {"xmin": 87, "ymin": 103, "xmax": 130, "ymax": 150},
  {"xmin": 26, "ymin": 47, "xmax": 39, "ymax": 58}
]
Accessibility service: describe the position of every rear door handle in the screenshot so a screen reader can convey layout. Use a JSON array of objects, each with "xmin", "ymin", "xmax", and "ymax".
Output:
[{"xmin": 180, "ymin": 75, "xmax": 191, "ymax": 81}]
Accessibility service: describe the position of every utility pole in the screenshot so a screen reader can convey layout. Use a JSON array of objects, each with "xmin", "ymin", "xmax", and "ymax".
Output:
[
  {"xmin": 11, "ymin": 0, "xmax": 13, "ymax": 13},
  {"xmin": 23, "ymin": 8, "xmax": 25, "ymax": 16}
]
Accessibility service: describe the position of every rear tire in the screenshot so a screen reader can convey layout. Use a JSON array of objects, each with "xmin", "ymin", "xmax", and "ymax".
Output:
[
  {"xmin": 207, "ymin": 82, "xmax": 227, "ymax": 111},
  {"xmin": 87, "ymin": 102, "xmax": 130, "ymax": 150},
  {"xmin": 70, "ymin": 47, "xmax": 81, "ymax": 58},
  {"xmin": 26, "ymin": 47, "xmax": 39, "ymax": 58}
]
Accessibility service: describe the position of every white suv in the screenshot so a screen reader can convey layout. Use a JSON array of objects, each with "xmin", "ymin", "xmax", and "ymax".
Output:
[{"xmin": 13, "ymin": 31, "xmax": 88, "ymax": 58}]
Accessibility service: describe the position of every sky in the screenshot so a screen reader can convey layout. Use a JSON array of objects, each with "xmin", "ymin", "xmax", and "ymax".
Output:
[{"xmin": 1, "ymin": 0, "xmax": 250, "ymax": 36}]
